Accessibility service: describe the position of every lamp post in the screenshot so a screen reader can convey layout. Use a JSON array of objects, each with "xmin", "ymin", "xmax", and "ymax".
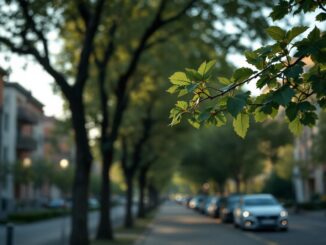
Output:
[
  {"xmin": 59, "ymin": 158, "xmax": 69, "ymax": 245},
  {"xmin": 22, "ymin": 157, "xmax": 32, "ymax": 203}
]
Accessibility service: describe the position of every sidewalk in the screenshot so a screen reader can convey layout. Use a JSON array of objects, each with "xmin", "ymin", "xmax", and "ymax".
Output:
[{"xmin": 137, "ymin": 201, "xmax": 263, "ymax": 245}]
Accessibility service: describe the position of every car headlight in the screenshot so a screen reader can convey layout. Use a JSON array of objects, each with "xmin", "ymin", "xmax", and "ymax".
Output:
[
  {"xmin": 242, "ymin": 210, "xmax": 251, "ymax": 218},
  {"xmin": 280, "ymin": 210, "xmax": 288, "ymax": 217}
]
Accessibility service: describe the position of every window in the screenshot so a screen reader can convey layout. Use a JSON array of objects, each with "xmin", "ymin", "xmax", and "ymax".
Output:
[
  {"xmin": 2, "ymin": 146, "xmax": 8, "ymax": 162},
  {"xmin": 3, "ymin": 112, "xmax": 9, "ymax": 132}
]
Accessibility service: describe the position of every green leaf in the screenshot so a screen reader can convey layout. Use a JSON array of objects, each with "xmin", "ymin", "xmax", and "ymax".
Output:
[
  {"xmin": 185, "ymin": 68, "xmax": 202, "ymax": 81},
  {"xmin": 318, "ymin": 98, "xmax": 326, "ymax": 108},
  {"xmin": 298, "ymin": 101, "xmax": 316, "ymax": 111},
  {"xmin": 288, "ymin": 117, "xmax": 303, "ymax": 135},
  {"xmin": 256, "ymin": 75, "xmax": 270, "ymax": 89},
  {"xmin": 285, "ymin": 102, "xmax": 298, "ymax": 121},
  {"xmin": 316, "ymin": 13, "xmax": 326, "ymax": 22},
  {"xmin": 166, "ymin": 85, "xmax": 179, "ymax": 94},
  {"xmin": 265, "ymin": 26, "xmax": 286, "ymax": 41},
  {"xmin": 215, "ymin": 112, "xmax": 227, "ymax": 127},
  {"xmin": 198, "ymin": 109, "xmax": 211, "ymax": 122},
  {"xmin": 217, "ymin": 96, "xmax": 228, "ymax": 107},
  {"xmin": 254, "ymin": 110, "xmax": 268, "ymax": 122},
  {"xmin": 270, "ymin": 1, "xmax": 290, "ymax": 21},
  {"xmin": 272, "ymin": 86, "xmax": 295, "ymax": 106},
  {"xmin": 218, "ymin": 76, "xmax": 232, "ymax": 85},
  {"xmin": 286, "ymin": 26, "xmax": 309, "ymax": 43},
  {"xmin": 284, "ymin": 62, "xmax": 304, "ymax": 79},
  {"xmin": 198, "ymin": 60, "xmax": 216, "ymax": 78},
  {"xmin": 188, "ymin": 119, "xmax": 200, "ymax": 129},
  {"xmin": 233, "ymin": 68, "xmax": 254, "ymax": 82},
  {"xmin": 169, "ymin": 108, "xmax": 182, "ymax": 126},
  {"xmin": 227, "ymin": 92, "xmax": 250, "ymax": 117},
  {"xmin": 178, "ymin": 89, "xmax": 188, "ymax": 97},
  {"xmin": 169, "ymin": 72, "xmax": 190, "ymax": 85},
  {"xmin": 176, "ymin": 101, "xmax": 188, "ymax": 110},
  {"xmin": 233, "ymin": 113, "xmax": 250, "ymax": 138},
  {"xmin": 186, "ymin": 83, "xmax": 199, "ymax": 93},
  {"xmin": 300, "ymin": 112, "xmax": 317, "ymax": 126},
  {"xmin": 308, "ymin": 27, "xmax": 321, "ymax": 42},
  {"xmin": 311, "ymin": 74, "xmax": 326, "ymax": 97}
]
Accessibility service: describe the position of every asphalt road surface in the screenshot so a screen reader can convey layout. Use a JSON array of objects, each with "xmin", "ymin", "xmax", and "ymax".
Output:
[
  {"xmin": 0, "ymin": 205, "xmax": 136, "ymax": 245},
  {"xmin": 139, "ymin": 202, "xmax": 326, "ymax": 245}
]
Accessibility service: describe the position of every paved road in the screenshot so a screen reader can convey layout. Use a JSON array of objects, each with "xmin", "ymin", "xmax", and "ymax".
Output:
[
  {"xmin": 139, "ymin": 202, "xmax": 326, "ymax": 245},
  {"xmin": 0, "ymin": 205, "xmax": 136, "ymax": 245}
]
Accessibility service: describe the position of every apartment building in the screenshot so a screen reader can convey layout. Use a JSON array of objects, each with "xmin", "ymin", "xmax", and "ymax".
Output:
[
  {"xmin": 293, "ymin": 126, "xmax": 326, "ymax": 203},
  {"xmin": 0, "ymin": 68, "xmax": 44, "ymax": 217}
]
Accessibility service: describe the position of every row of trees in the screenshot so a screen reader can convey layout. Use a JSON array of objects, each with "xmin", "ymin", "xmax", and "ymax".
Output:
[{"xmin": 178, "ymin": 119, "xmax": 293, "ymax": 194}]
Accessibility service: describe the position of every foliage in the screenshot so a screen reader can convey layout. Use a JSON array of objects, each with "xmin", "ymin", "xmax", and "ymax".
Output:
[
  {"xmin": 7, "ymin": 209, "xmax": 68, "ymax": 223},
  {"xmin": 168, "ymin": 0, "xmax": 326, "ymax": 138},
  {"xmin": 262, "ymin": 171, "xmax": 294, "ymax": 200}
]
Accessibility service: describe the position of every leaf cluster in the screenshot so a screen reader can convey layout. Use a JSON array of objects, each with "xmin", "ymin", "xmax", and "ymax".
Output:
[{"xmin": 168, "ymin": 0, "xmax": 326, "ymax": 138}]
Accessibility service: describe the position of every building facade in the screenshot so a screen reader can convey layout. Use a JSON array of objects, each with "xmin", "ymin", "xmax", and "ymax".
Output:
[
  {"xmin": 293, "ymin": 126, "xmax": 326, "ymax": 203},
  {"xmin": 0, "ymin": 70, "xmax": 44, "ymax": 218}
]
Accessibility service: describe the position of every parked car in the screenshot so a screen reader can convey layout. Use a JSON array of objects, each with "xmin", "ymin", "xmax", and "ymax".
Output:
[
  {"xmin": 189, "ymin": 196, "xmax": 205, "ymax": 210},
  {"xmin": 233, "ymin": 194, "xmax": 288, "ymax": 231},
  {"xmin": 206, "ymin": 197, "xmax": 222, "ymax": 218},
  {"xmin": 198, "ymin": 196, "xmax": 212, "ymax": 214},
  {"xmin": 219, "ymin": 194, "xmax": 241, "ymax": 223},
  {"xmin": 89, "ymin": 197, "xmax": 100, "ymax": 209},
  {"xmin": 46, "ymin": 198, "xmax": 66, "ymax": 209}
]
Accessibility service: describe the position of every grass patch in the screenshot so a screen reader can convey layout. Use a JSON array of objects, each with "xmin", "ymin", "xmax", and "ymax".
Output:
[{"xmin": 93, "ymin": 210, "xmax": 157, "ymax": 245}]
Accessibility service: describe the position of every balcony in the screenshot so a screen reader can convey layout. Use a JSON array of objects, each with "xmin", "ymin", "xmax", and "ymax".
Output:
[
  {"xmin": 17, "ymin": 106, "xmax": 38, "ymax": 125},
  {"xmin": 16, "ymin": 135, "xmax": 37, "ymax": 151}
]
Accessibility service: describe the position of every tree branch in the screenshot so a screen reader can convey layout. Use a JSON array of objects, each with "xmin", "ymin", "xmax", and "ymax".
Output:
[
  {"xmin": 18, "ymin": 0, "xmax": 49, "ymax": 60},
  {"xmin": 144, "ymin": 27, "xmax": 183, "ymax": 50},
  {"xmin": 74, "ymin": 0, "xmax": 106, "ymax": 91},
  {"xmin": 317, "ymin": 0, "xmax": 326, "ymax": 12},
  {"xmin": 160, "ymin": 0, "xmax": 197, "ymax": 26},
  {"xmin": 77, "ymin": 0, "xmax": 91, "ymax": 27},
  {"xmin": 0, "ymin": 36, "xmax": 71, "ymax": 97},
  {"xmin": 199, "ymin": 55, "xmax": 306, "ymax": 104}
]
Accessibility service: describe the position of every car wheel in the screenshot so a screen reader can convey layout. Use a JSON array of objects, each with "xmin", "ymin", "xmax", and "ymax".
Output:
[
  {"xmin": 234, "ymin": 222, "xmax": 239, "ymax": 228},
  {"xmin": 280, "ymin": 227, "xmax": 288, "ymax": 232}
]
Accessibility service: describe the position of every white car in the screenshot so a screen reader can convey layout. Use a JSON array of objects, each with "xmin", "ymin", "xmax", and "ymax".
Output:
[{"xmin": 233, "ymin": 194, "xmax": 288, "ymax": 231}]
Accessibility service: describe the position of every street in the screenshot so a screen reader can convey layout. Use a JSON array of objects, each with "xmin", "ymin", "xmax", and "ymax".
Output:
[
  {"xmin": 0, "ymin": 205, "xmax": 136, "ymax": 245},
  {"xmin": 139, "ymin": 202, "xmax": 326, "ymax": 245}
]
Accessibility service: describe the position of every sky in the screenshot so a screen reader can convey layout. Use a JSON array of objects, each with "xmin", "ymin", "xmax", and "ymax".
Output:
[{"xmin": 0, "ymin": 54, "xmax": 64, "ymax": 117}]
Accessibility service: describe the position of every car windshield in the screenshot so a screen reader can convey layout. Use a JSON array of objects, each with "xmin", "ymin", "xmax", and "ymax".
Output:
[
  {"xmin": 228, "ymin": 196, "xmax": 240, "ymax": 206},
  {"xmin": 244, "ymin": 197, "xmax": 278, "ymax": 206}
]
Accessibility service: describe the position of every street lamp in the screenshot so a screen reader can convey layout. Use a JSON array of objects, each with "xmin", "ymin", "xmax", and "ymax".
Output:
[
  {"xmin": 59, "ymin": 158, "xmax": 69, "ymax": 245},
  {"xmin": 59, "ymin": 159, "xmax": 69, "ymax": 169},
  {"xmin": 22, "ymin": 157, "xmax": 32, "ymax": 168}
]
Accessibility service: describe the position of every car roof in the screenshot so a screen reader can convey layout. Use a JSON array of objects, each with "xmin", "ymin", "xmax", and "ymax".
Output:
[{"xmin": 242, "ymin": 194, "xmax": 274, "ymax": 200}]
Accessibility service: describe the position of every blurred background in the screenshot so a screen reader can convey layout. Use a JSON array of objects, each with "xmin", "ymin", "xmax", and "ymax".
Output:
[{"xmin": 0, "ymin": 0, "xmax": 325, "ymax": 245}]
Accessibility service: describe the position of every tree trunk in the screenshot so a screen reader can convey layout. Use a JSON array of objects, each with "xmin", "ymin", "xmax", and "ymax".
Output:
[
  {"xmin": 96, "ymin": 149, "xmax": 114, "ymax": 240},
  {"xmin": 124, "ymin": 175, "xmax": 133, "ymax": 228},
  {"xmin": 69, "ymin": 97, "xmax": 92, "ymax": 245},
  {"xmin": 235, "ymin": 177, "xmax": 241, "ymax": 194},
  {"xmin": 137, "ymin": 169, "xmax": 147, "ymax": 218}
]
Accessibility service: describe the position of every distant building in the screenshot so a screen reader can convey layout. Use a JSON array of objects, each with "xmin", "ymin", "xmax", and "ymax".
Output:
[
  {"xmin": 293, "ymin": 126, "xmax": 326, "ymax": 203},
  {"xmin": 0, "ymin": 68, "xmax": 44, "ymax": 218}
]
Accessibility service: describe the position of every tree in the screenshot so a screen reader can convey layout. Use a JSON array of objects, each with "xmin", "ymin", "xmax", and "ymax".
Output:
[
  {"xmin": 0, "ymin": 1, "xmax": 106, "ymax": 244},
  {"xmin": 120, "ymin": 104, "xmax": 153, "ymax": 228},
  {"xmin": 168, "ymin": 1, "xmax": 326, "ymax": 138},
  {"xmin": 179, "ymin": 123, "xmax": 265, "ymax": 193},
  {"xmin": 59, "ymin": 0, "xmax": 274, "ymax": 239}
]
